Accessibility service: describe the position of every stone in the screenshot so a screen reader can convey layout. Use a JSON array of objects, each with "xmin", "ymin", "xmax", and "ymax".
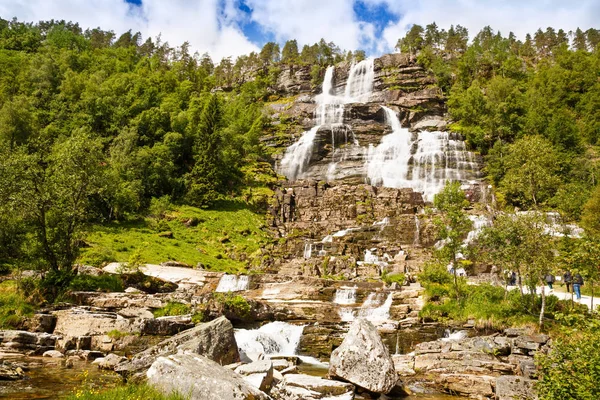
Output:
[
  {"xmin": 235, "ymin": 360, "xmax": 274, "ymax": 392},
  {"xmin": 21, "ymin": 314, "xmax": 57, "ymax": 333},
  {"xmin": 42, "ymin": 350, "xmax": 64, "ymax": 358},
  {"xmin": 438, "ymin": 373, "xmax": 495, "ymax": 398},
  {"xmin": 115, "ymin": 316, "xmax": 239, "ymax": 378},
  {"xmin": 147, "ymin": 354, "xmax": 270, "ymax": 400},
  {"xmin": 53, "ymin": 309, "xmax": 142, "ymax": 337},
  {"xmin": 140, "ymin": 315, "xmax": 194, "ymax": 335},
  {"xmin": 116, "ymin": 307, "xmax": 154, "ymax": 319},
  {"xmin": 496, "ymin": 375, "xmax": 538, "ymax": 400},
  {"xmin": 0, "ymin": 361, "xmax": 25, "ymax": 380},
  {"xmin": 93, "ymin": 353, "xmax": 128, "ymax": 370},
  {"xmin": 271, "ymin": 374, "xmax": 355, "ymax": 400},
  {"xmin": 328, "ymin": 318, "xmax": 397, "ymax": 394}
]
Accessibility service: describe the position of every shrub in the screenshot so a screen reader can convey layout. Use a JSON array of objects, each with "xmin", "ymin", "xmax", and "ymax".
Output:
[
  {"xmin": 213, "ymin": 292, "xmax": 251, "ymax": 317},
  {"xmin": 153, "ymin": 302, "xmax": 191, "ymax": 317},
  {"xmin": 382, "ymin": 272, "xmax": 405, "ymax": 285},
  {"xmin": 418, "ymin": 262, "xmax": 453, "ymax": 285},
  {"xmin": 68, "ymin": 275, "xmax": 124, "ymax": 292}
]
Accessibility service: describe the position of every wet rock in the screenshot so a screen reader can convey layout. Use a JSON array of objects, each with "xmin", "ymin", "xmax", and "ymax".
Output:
[
  {"xmin": 329, "ymin": 318, "xmax": 397, "ymax": 394},
  {"xmin": 115, "ymin": 316, "xmax": 239, "ymax": 378},
  {"xmin": 271, "ymin": 374, "xmax": 355, "ymax": 400},
  {"xmin": 20, "ymin": 313, "xmax": 57, "ymax": 333},
  {"xmin": 0, "ymin": 330, "xmax": 58, "ymax": 354},
  {"xmin": 147, "ymin": 354, "xmax": 270, "ymax": 400},
  {"xmin": 496, "ymin": 375, "xmax": 538, "ymax": 400},
  {"xmin": 235, "ymin": 359, "xmax": 274, "ymax": 392},
  {"xmin": 56, "ymin": 335, "xmax": 92, "ymax": 352}
]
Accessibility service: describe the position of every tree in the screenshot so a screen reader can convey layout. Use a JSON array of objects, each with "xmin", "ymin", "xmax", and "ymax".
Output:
[
  {"xmin": 281, "ymin": 39, "xmax": 299, "ymax": 64},
  {"xmin": 259, "ymin": 42, "xmax": 280, "ymax": 66},
  {"xmin": 185, "ymin": 94, "xmax": 224, "ymax": 207},
  {"xmin": 433, "ymin": 181, "xmax": 472, "ymax": 299},
  {"xmin": 501, "ymin": 136, "xmax": 562, "ymax": 207},
  {"xmin": 397, "ymin": 24, "xmax": 424, "ymax": 54},
  {"xmin": 581, "ymin": 184, "xmax": 600, "ymax": 236}
]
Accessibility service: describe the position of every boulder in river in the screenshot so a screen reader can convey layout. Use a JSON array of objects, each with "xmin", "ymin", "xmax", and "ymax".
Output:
[
  {"xmin": 328, "ymin": 318, "xmax": 397, "ymax": 394},
  {"xmin": 147, "ymin": 353, "xmax": 270, "ymax": 400},
  {"xmin": 115, "ymin": 316, "xmax": 239, "ymax": 378}
]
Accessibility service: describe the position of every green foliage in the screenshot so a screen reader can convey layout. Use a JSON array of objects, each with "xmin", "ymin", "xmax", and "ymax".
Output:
[
  {"xmin": 106, "ymin": 329, "xmax": 132, "ymax": 340},
  {"xmin": 68, "ymin": 274, "xmax": 124, "ymax": 293},
  {"xmin": 76, "ymin": 248, "xmax": 116, "ymax": 268},
  {"xmin": 536, "ymin": 314, "xmax": 600, "ymax": 400},
  {"xmin": 0, "ymin": 280, "xmax": 35, "ymax": 328},
  {"xmin": 153, "ymin": 301, "xmax": 191, "ymax": 317},
  {"xmin": 381, "ymin": 272, "xmax": 406, "ymax": 285},
  {"xmin": 213, "ymin": 292, "xmax": 251, "ymax": 317},
  {"xmin": 64, "ymin": 383, "xmax": 188, "ymax": 400}
]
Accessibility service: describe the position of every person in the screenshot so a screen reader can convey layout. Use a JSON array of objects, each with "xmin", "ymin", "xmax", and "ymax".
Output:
[
  {"xmin": 545, "ymin": 273, "xmax": 555, "ymax": 290},
  {"xmin": 573, "ymin": 271, "xmax": 584, "ymax": 300},
  {"xmin": 510, "ymin": 271, "xmax": 517, "ymax": 286},
  {"xmin": 563, "ymin": 270, "xmax": 572, "ymax": 293}
]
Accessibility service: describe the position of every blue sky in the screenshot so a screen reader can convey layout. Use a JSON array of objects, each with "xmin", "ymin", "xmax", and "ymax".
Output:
[{"xmin": 2, "ymin": 0, "xmax": 600, "ymax": 60}]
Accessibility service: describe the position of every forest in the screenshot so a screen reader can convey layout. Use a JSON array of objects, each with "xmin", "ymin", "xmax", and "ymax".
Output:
[{"xmin": 0, "ymin": 17, "xmax": 599, "ymax": 290}]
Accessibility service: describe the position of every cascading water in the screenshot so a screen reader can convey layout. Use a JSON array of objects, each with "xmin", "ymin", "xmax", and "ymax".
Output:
[
  {"xmin": 367, "ymin": 107, "xmax": 479, "ymax": 201},
  {"xmin": 215, "ymin": 275, "xmax": 250, "ymax": 292},
  {"xmin": 235, "ymin": 322, "xmax": 304, "ymax": 359},
  {"xmin": 333, "ymin": 287, "xmax": 357, "ymax": 305},
  {"xmin": 357, "ymin": 292, "xmax": 393, "ymax": 321},
  {"xmin": 279, "ymin": 59, "xmax": 375, "ymax": 182},
  {"xmin": 465, "ymin": 215, "xmax": 492, "ymax": 244}
]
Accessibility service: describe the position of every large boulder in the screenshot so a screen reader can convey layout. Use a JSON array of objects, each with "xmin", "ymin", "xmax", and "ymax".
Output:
[
  {"xmin": 115, "ymin": 316, "xmax": 239, "ymax": 378},
  {"xmin": 147, "ymin": 354, "xmax": 270, "ymax": 400},
  {"xmin": 271, "ymin": 374, "xmax": 355, "ymax": 400},
  {"xmin": 328, "ymin": 318, "xmax": 397, "ymax": 394},
  {"xmin": 496, "ymin": 376, "xmax": 538, "ymax": 400}
]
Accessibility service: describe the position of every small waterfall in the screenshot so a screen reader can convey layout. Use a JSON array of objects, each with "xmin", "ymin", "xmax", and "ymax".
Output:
[
  {"xmin": 338, "ymin": 308, "xmax": 356, "ymax": 322},
  {"xmin": 303, "ymin": 243, "xmax": 313, "ymax": 259},
  {"xmin": 414, "ymin": 215, "xmax": 421, "ymax": 245},
  {"xmin": 279, "ymin": 126, "xmax": 319, "ymax": 181},
  {"xmin": 215, "ymin": 275, "xmax": 249, "ymax": 292},
  {"xmin": 358, "ymin": 292, "xmax": 393, "ymax": 321},
  {"xmin": 442, "ymin": 329, "xmax": 469, "ymax": 342},
  {"xmin": 464, "ymin": 215, "xmax": 492, "ymax": 244},
  {"xmin": 334, "ymin": 287, "xmax": 357, "ymax": 305},
  {"xmin": 344, "ymin": 59, "xmax": 375, "ymax": 102},
  {"xmin": 235, "ymin": 322, "xmax": 304, "ymax": 359}
]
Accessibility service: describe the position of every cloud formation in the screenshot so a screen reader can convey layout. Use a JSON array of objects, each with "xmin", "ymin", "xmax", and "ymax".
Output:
[{"xmin": 0, "ymin": 0, "xmax": 599, "ymax": 61}]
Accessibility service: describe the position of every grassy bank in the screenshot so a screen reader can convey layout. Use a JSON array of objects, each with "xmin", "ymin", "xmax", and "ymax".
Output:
[
  {"xmin": 79, "ymin": 202, "xmax": 271, "ymax": 274},
  {"xmin": 0, "ymin": 280, "xmax": 35, "ymax": 328},
  {"xmin": 65, "ymin": 383, "xmax": 187, "ymax": 400}
]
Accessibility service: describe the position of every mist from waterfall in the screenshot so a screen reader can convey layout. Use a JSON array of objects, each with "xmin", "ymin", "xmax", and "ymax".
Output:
[{"xmin": 279, "ymin": 59, "xmax": 375, "ymax": 181}]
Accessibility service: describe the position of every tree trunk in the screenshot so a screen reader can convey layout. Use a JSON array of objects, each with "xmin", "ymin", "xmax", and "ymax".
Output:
[
  {"xmin": 592, "ymin": 281, "xmax": 595, "ymax": 312},
  {"xmin": 539, "ymin": 284, "xmax": 546, "ymax": 329}
]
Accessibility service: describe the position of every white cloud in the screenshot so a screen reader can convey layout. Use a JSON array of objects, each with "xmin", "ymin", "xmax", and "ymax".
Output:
[
  {"xmin": 0, "ymin": 0, "xmax": 599, "ymax": 60},
  {"xmin": 245, "ymin": 0, "xmax": 377, "ymax": 52},
  {"xmin": 0, "ymin": 0, "xmax": 259, "ymax": 61}
]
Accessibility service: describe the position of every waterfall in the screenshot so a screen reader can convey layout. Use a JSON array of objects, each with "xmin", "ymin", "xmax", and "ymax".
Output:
[
  {"xmin": 357, "ymin": 292, "xmax": 393, "ymax": 321},
  {"xmin": 464, "ymin": 215, "xmax": 492, "ymax": 244},
  {"xmin": 279, "ymin": 59, "xmax": 375, "ymax": 182},
  {"xmin": 235, "ymin": 322, "xmax": 304, "ymax": 359},
  {"xmin": 344, "ymin": 59, "xmax": 375, "ymax": 102},
  {"xmin": 367, "ymin": 108, "xmax": 479, "ymax": 201},
  {"xmin": 414, "ymin": 215, "xmax": 421, "ymax": 245},
  {"xmin": 215, "ymin": 275, "xmax": 250, "ymax": 292},
  {"xmin": 303, "ymin": 243, "xmax": 313, "ymax": 259},
  {"xmin": 334, "ymin": 287, "xmax": 357, "ymax": 305}
]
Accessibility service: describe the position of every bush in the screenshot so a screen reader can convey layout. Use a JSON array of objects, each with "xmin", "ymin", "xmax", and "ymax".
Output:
[
  {"xmin": 213, "ymin": 292, "xmax": 251, "ymax": 317},
  {"xmin": 419, "ymin": 262, "xmax": 453, "ymax": 285},
  {"xmin": 68, "ymin": 274, "xmax": 124, "ymax": 292},
  {"xmin": 536, "ymin": 315, "xmax": 600, "ymax": 400},
  {"xmin": 382, "ymin": 272, "xmax": 405, "ymax": 285},
  {"xmin": 0, "ymin": 280, "xmax": 35, "ymax": 328},
  {"xmin": 153, "ymin": 302, "xmax": 191, "ymax": 317}
]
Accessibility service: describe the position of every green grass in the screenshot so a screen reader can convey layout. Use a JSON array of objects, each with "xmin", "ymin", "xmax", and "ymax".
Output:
[
  {"xmin": 153, "ymin": 302, "xmax": 191, "ymax": 317},
  {"xmin": 0, "ymin": 280, "xmax": 35, "ymax": 328},
  {"xmin": 79, "ymin": 201, "xmax": 271, "ymax": 274},
  {"xmin": 65, "ymin": 383, "xmax": 187, "ymax": 400}
]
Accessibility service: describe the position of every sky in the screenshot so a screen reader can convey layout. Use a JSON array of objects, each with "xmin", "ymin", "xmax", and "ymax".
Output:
[{"xmin": 0, "ymin": 0, "xmax": 599, "ymax": 61}]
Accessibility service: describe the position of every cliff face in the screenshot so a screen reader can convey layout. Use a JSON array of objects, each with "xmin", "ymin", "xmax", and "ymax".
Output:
[{"xmin": 262, "ymin": 53, "xmax": 484, "ymax": 278}]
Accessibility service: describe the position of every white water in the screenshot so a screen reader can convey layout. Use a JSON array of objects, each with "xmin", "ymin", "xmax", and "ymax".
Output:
[
  {"xmin": 464, "ymin": 215, "xmax": 492, "ymax": 244},
  {"xmin": 334, "ymin": 287, "xmax": 357, "ymax": 305},
  {"xmin": 367, "ymin": 108, "xmax": 479, "ymax": 202},
  {"xmin": 235, "ymin": 322, "xmax": 304, "ymax": 359},
  {"xmin": 215, "ymin": 275, "xmax": 249, "ymax": 292},
  {"xmin": 414, "ymin": 215, "xmax": 421, "ymax": 245},
  {"xmin": 442, "ymin": 329, "xmax": 469, "ymax": 341},
  {"xmin": 279, "ymin": 59, "xmax": 375, "ymax": 181},
  {"xmin": 357, "ymin": 292, "xmax": 393, "ymax": 321}
]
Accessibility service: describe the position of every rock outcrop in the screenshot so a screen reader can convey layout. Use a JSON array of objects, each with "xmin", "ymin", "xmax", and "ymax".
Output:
[
  {"xmin": 147, "ymin": 353, "xmax": 270, "ymax": 400},
  {"xmin": 329, "ymin": 318, "xmax": 397, "ymax": 394},
  {"xmin": 115, "ymin": 316, "xmax": 239, "ymax": 378}
]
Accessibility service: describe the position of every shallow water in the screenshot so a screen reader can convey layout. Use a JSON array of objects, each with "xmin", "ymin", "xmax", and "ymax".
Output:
[{"xmin": 0, "ymin": 355, "xmax": 121, "ymax": 399}]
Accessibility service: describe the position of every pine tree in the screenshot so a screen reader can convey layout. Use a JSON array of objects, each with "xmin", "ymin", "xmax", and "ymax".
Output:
[{"xmin": 186, "ymin": 94, "xmax": 224, "ymax": 207}]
